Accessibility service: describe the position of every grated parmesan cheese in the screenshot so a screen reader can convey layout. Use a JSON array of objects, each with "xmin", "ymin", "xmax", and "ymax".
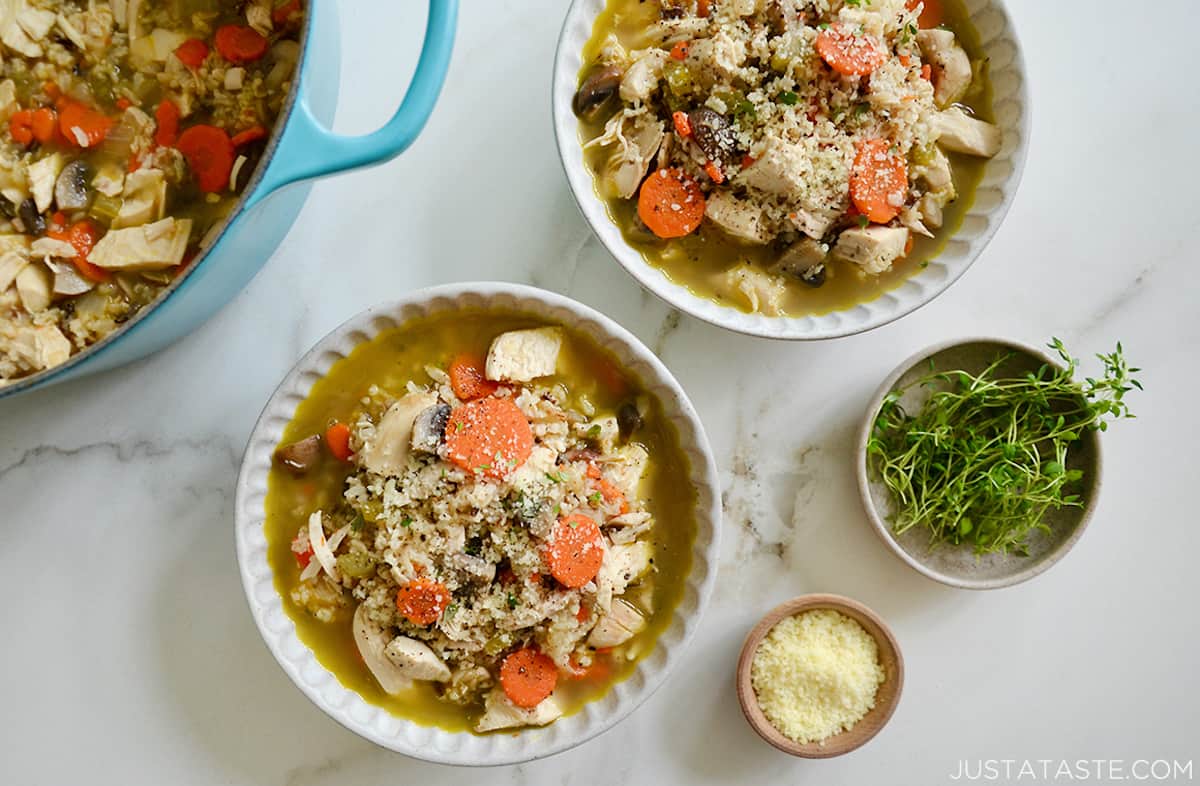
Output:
[{"xmin": 750, "ymin": 609, "xmax": 885, "ymax": 745}]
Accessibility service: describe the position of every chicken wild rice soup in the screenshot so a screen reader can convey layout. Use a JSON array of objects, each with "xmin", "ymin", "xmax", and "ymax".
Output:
[
  {"xmin": 575, "ymin": 0, "xmax": 1000, "ymax": 316},
  {"xmin": 0, "ymin": 0, "xmax": 304, "ymax": 384},
  {"xmin": 265, "ymin": 312, "xmax": 697, "ymax": 733}
]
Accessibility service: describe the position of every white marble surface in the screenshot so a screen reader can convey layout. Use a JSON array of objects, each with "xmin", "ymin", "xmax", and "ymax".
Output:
[{"xmin": 2, "ymin": 1, "xmax": 1198, "ymax": 784}]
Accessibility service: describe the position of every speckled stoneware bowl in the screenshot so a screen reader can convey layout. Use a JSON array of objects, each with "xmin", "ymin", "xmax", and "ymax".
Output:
[
  {"xmin": 234, "ymin": 283, "xmax": 720, "ymax": 766},
  {"xmin": 856, "ymin": 338, "xmax": 1104, "ymax": 590},
  {"xmin": 553, "ymin": 0, "xmax": 1029, "ymax": 339}
]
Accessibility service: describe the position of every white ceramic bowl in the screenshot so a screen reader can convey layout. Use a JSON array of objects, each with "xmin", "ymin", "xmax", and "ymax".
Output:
[
  {"xmin": 552, "ymin": 0, "xmax": 1030, "ymax": 340},
  {"xmin": 234, "ymin": 283, "xmax": 721, "ymax": 765}
]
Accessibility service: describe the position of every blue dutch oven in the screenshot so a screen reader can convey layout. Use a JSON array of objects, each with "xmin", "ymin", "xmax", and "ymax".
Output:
[{"xmin": 1, "ymin": 0, "xmax": 458, "ymax": 400}]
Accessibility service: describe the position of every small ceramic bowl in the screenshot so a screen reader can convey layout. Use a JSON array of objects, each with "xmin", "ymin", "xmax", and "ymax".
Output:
[
  {"xmin": 856, "ymin": 338, "xmax": 1104, "ymax": 590},
  {"xmin": 553, "ymin": 0, "xmax": 1029, "ymax": 340},
  {"xmin": 234, "ymin": 282, "xmax": 721, "ymax": 766},
  {"xmin": 736, "ymin": 595, "xmax": 904, "ymax": 758}
]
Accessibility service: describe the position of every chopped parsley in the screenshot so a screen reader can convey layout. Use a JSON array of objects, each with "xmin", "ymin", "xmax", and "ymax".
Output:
[
  {"xmin": 400, "ymin": 516, "xmax": 413, "ymax": 528},
  {"xmin": 506, "ymin": 593, "xmax": 519, "ymax": 610},
  {"xmin": 778, "ymin": 90, "xmax": 799, "ymax": 106}
]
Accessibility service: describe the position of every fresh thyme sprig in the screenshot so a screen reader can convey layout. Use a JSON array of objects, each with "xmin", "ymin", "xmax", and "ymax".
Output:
[{"xmin": 866, "ymin": 339, "xmax": 1141, "ymax": 556}]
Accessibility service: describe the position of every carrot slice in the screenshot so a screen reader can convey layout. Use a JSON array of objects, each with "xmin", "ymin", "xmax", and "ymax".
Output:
[
  {"xmin": 850, "ymin": 138, "xmax": 909, "ymax": 224},
  {"xmin": 154, "ymin": 99, "xmax": 180, "ymax": 147},
  {"xmin": 324, "ymin": 422, "xmax": 353, "ymax": 461},
  {"xmin": 544, "ymin": 513, "xmax": 604, "ymax": 589},
  {"xmin": 231, "ymin": 125, "xmax": 268, "ymax": 147},
  {"xmin": 816, "ymin": 24, "xmax": 886, "ymax": 76},
  {"xmin": 273, "ymin": 0, "xmax": 302, "ymax": 26},
  {"xmin": 444, "ymin": 397, "xmax": 533, "ymax": 477},
  {"xmin": 704, "ymin": 160, "xmax": 725, "ymax": 184},
  {"xmin": 174, "ymin": 38, "xmax": 210, "ymax": 69},
  {"xmin": 448, "ymin": 353, "xmax": 499, "ymax": 401},
  {"xmin": 30, "ymin": 108, "xmax": 58, "ymax": 144},
  {"xmin": 906, "ymin": 0, "xmax": 944, "ymax": 28},
  {"xmin": 637, "ymin": 168, "xmax": 706, "ymax": 239},
  {"xmin": 215, "ymin": 24, "xmax": 269, "ymax": 64},
  {"xmin": 58, "ymin": 99, "xmax": 113, "ymax": 148},
  {"xmin": 672, "ymin": 110, "xmax": 692, "ymax": 138},
  {"xmin": 47, "ymin": 220, "xmax": 108, "ymax": 283},
  {"xmin": 395, "ymin": 578, "xmax": 451, "ymax": 626},
  {"xmin": 8, "ymin": 110, "xmax": 33, "ymax": 145},
  {"xmin": 177, "ymin": 124, "xmax": 235, "ymax": 193},
  {"xmin": 669, "ymin": 40, "xmax": 689, "ymax": 61},
  {"xmin": 500, "ymin": 648, "xmax": 558, "ymax": 708}
]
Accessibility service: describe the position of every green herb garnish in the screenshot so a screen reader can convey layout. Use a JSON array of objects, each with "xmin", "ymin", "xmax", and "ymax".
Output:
[
  {"xmin": 507, "ymin": 593, "xmax": 519, "ymax": 610},
  {"xmin": 400, "ymin": 516, "xmax": 413, "ymax": 528},
  {"xmin": 866, "ymin": 339, "xmax": 1140, "ymax": 555},
  {"xmin": 778, "ymin": 90, "xmax": 799, "ymax": 106}
]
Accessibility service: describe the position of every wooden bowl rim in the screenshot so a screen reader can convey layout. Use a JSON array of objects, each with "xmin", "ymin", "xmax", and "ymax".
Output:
[{"xmin": 735, "ymin": 594, "xmax": 904, "ymax": 759}]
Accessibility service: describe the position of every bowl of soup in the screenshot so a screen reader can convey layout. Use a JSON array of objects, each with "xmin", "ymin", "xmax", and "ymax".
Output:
[
  {"xmin": 552, "ymin": 0, "xmax": 1028, "ymax": 339},
  {"xmin": 0, "ymin": 0, "xmax": 457, "ymax": 399},
  {"xmin": 234, "ymin": 282, "xmax": 720, "ymax": 765}
]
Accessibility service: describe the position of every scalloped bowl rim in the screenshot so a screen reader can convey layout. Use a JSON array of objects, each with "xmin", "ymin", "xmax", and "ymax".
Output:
[
  {"xmin": 233, "ymin": 282, "xmax": 722, "ymax": 765},
  {"xmin": 552, "ymin": 0, "xmax": 1031, "ymax": 340}
]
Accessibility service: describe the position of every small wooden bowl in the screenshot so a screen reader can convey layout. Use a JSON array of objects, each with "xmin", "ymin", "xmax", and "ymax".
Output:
[{"xmin": 735, "ymin": 595, "xmax": 904, "ymax": 758}]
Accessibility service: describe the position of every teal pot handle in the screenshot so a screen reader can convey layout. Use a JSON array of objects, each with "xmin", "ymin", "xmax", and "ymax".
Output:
[{"xmin": 246, "ymin": 0, "xmax": 457, "ymax": 208}]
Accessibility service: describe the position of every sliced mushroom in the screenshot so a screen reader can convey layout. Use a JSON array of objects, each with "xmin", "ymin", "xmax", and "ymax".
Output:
[
  {"xmin": 359, "ymin": 391, "xmax": 438, "ymax": 476},
  {"xmin": 54, "ymin": 160, "xmax": 92, "ymax": 212},
  {"xmin": 572, "ymin": 65, "xmax": 623, "ymax": 121},
  {"xmin": 410, "ymin": 402, "xmax": 451, "ymax": 454},
  {"xmin": 17, "ymin": 198, "xmax": 43, "ymax": 235},
  {"xmin": 772, "ymin": 238, "xmax": 828, "ymax": 283},
  {"xmin": 274, "ymin": 434, "xmax": 322, "ymax": 474},
  {"xmin": 45, "ymin": 258, "xmax": 93, "ymax": 296},
  {"xmin": 688, "ymin": 107, "xmax": 738, "ymax": 166},
  {"xmin": 352, "ymin": 605, "xmax": 413, "ymax": 696},
  {"xmin": 616, "ymin": 401, "xmax": 643, "ymax": 441}
]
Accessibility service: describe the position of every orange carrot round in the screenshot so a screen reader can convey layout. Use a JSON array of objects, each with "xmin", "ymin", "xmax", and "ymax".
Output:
[
  {"xmin": 8, "ymin": 110, "xmax": 33, "ymax": 145},
  {"xmin": 215, "ymin": 24, "xmax": 269, "ymax": 64},
  {"xmin": 669, "ymin": 40, "xmax": 689, "ymax": 61},
  {"xmin": 174, "ymin": 38, "xmax": 210, "ymax": 69},
  {"xmin": 544, "ymin": 513, "xmax": 604, "ymax": 589},
  {"xmin": 395, "ymin": 578, "xmax": 451, "ymax": 626},
  {"xmin": 177, "ymin": 124, "xmax": 235, "ymax": 193},
  {"xmin": 906, "ymin": 0, "xmax": 944, "ymax": 28},
  {"xmin": 30, "ymin": 108, "xmax": 58, "ymax": 144},
  {"xmin": 637, "ymin": 168, "xmax": 706, "ymax": 239},
  {"xmin": 816, "ymin": 24, "xmax": 886, "ymax": 76},
  {"xmin": 155, "ymin": 99, "xmax": 180, "ymax": 147},
  {"xmin": 850, "ymin": 138, "xmax": 909, "ymax": 224},
  {"xmin": 500, "ymin": 648, "xmax": 558, "ymax": 708},
  {"xmin": 444, "ymin": 397, "xmax": 533, "ymax": 477},
  {"xmin": 448, "ymin": 353, "xmax": 499, "ymax": 401},
  {"xmin": 231, "ymin": 125, "xmax": 268, "ymax": 147},
  {"xmin": 57, "ymin": 99, "xmax": 113, "ymax": 148},
  {"xmin": 324, "ymin": 422, "xmax": 353, "ymax": 461}
]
